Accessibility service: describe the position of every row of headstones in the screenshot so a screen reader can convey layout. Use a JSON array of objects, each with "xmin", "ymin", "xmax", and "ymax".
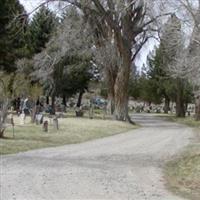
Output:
[
  {"xmin": 19, "ymin": 113, "xmax": 59, "ymax": 132},
  {"xmin": 35, "ymin": 114, "xmax": 59, "ymax": 132},
  {"xmin": 75, "ymin": 106, "xmax": 107, "ymax": 119}
]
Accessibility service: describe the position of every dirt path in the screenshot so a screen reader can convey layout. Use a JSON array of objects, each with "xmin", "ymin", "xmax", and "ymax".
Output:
[{"xmin": 0, "ymin": 114, "xmax": 193, "ymax": 200}]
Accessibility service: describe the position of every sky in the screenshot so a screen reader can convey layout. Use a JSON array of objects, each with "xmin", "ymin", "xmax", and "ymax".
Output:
[
  {"xmin": 19, "ymin": 0, "xmax": 158, "ymax": 69},
  {"xmin": 20, "ymin": 0, "xmax": 45, "ymax": 13},
  {"xmin": 20, "ymin": 0, "xmax": 65, "ymax": 16}
]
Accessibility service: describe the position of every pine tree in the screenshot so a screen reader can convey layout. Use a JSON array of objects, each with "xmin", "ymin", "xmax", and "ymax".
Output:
[
  {"xmin": 0, "ymin": 0, "xmax": 27, "ymax": 72},
  {"xmin": 161, "ymin": 14, "xmax": 187, "ymax": 117},
  {"xmin": 27, "ymin": 6, "xmax": 58, "ymax": 55},
  {"xmin": 146, "ymin": 15, "xmax": 193, "ymax": 116},
  {"xmin": 146, "ymin": 48, "xmax": 176, "ymax": 112}
]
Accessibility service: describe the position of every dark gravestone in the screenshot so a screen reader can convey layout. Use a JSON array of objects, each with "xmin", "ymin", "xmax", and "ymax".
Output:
[
  {"xmin": 43, "ymin": 121, "xmax": 48, "ymax": 132},
  {"xmin": 76, "ymin": 110, "xmax": 84, "ymax": 117}
]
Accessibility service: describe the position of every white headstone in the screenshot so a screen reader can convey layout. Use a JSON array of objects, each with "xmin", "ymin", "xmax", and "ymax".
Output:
[{"xmin": 20, "ymin": 113, "xmax": 25, "ymax": 125}]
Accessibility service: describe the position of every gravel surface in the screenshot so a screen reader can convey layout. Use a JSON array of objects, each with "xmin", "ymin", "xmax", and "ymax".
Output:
[{"xmin": 0, "ymin": 114, "xmax": 193, "ymax": 200}]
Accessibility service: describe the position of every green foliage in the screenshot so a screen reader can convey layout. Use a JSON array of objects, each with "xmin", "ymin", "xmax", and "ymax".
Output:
[
  {"xmin": 129, "ymin": 70, "xmax": 162, "ymax": 104},
  {"xmin": 0, "ymin": 72, "xmax": 42, "ymax": 99},
  {"xmin": 129, "ymin": 72, "xmax": 142, "ymax": 100},
  {"xmin": 53, "ymin": 55, "xmax": 92, "ymax": 97},
  {"xmin": 129, "ymin": 43, "xmax": 193, "ymax": 106},
  {"xmin": 32, "ymin": 6, "xmax": 93, "ymax": 99},
  {"xmin": 0, "ymin": 0, "xmax": 27, "ymax": 72},
  {"xmin": 146, "ymin": 46, "xmax": 193, "ymax": 106},
  {"xmin": 15, "ymin": 6, "xmax": 58, "ymax": 96},
  {"xmin": 147, "ymin": 48, "xmax": 175, "ymax": 102},
  {"xmin": 29, "ymin": 84, "xmax": 43, "ymax": 100},
  {"xmin": 27, "ymin": 6, "xmax": 58, "ymax": 55}
]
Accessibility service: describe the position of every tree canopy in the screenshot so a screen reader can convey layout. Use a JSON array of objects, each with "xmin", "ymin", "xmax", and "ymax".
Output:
[{"xmin": 0, "ymin": 0, "xmax": 27, "ymax": 72}]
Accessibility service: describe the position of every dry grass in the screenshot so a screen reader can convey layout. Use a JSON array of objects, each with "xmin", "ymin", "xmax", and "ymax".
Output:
[
  {"xmin": 165, "ymin": 129, "xmax": 200, "ymax": 200},
  {"xmin": 0, "ymin": 115, "xmax": 135, "ymax": 155},
  {"xmin": 169, "ymin": 116, "xmax": 200, "ymax": 128}
]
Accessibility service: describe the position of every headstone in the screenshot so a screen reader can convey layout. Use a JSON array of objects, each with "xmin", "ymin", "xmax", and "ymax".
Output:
[
  {"xmin": 103, "ymin": 104, "xmax": 106, "ymax": 120},
  {"xmin": 48, "ymin": 114, "xmax": 53, "ymax": 125},
  {"xmin": 10, "ymin": 116, "xmax": 15, "ymax": 138},
  {"xmin": 89, "ymin": 102, "xmax": 94, "ymax": 119},
  {"xmin": 135, "ymin": 106, "xmax": 141, "ymax": 113},
  {"xmin": 76, "ymin": 110, "xmax": 84, "ymax": 117},
  {"xmin": 20, "ymin": 113, "xmax": 25, "ymax": 125},
  {"xmin": 43, "ymin": 121, "xmax": 48, "ymax": 132},
  {"xmin": 53, "ymin": 117, "xmax": 59, "ymax": 130},
  {"xmin": 35, "ymin": 114, "xmax": 43, "ymax": 125}
]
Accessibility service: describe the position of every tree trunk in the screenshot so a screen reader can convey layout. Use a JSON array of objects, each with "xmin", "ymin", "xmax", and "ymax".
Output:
[
  {"xmin": 105, "ymin": 64, "xmax": 117, "ymax": 115},
  {"xmin": 107, "ymin": 97, "xmax": 115, "ymax": 115},
  {"xmin": 0, "ymin": 129, "xmax": 5, "ymax": 138},
  {"xmin": 195, "ymin": 95, "xmax": 200, "ymax": 121},
  {"xmin": 62, "ymin": 95, "xmax": 67, "ymax": 107},
  {"xmin": 76, "ymin": 90, "xmax": 84, "ymax": 107},
  {"xmin": 0, "ymin": 100, "xmax": 9, "ymax": 138},
  {"xmin": 176, "ymin": 79, "xmax": 185, "ymax": 118},
  {"xmin": 114, "ymin": 40, "xmax": 132, "ymax": 123},
  {"xmin": 107, "ymin": 86, "xmax": 115, "ymax": 115},
  {"xmin": 114, "ymin": 61, "xmax": 130, "ymax": 121},
  {"xmin": 51, "ymin": 95, "xmax": 55, "ymax": 115},
  {"xmin": 163, "ymin": 96, "xmax": 170, "ymax": 114},
  {"xmin": 46, "ymin": 96, "xmax": 49, "ymax": 105},
  {"xmin": 31, "ymin": 104, "xmax": 36, "ymax": 123},
  {"xmin": 176, "ymin": 98, "xmax": 185, "ymax": 117}
]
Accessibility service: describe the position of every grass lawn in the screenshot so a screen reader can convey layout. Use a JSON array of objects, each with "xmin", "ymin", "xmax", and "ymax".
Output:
[
  {"xmin": 167, "ymin": 115, "xmax": 200, "ymax": 127},
  {"xmin": 0, "ymin": 115, "xmax": 135, "ymax": 155},
  {"xmin": 165, "ymin": 116, "xmax": 200, "ymax": 200}
]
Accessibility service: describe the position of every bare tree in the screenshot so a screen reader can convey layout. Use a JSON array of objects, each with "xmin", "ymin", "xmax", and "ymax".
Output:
[
  {"xmin": 187, "ymin": 2, "xmax": 200, "ymax": 120},
  {"xmin": 25, "ymin": 0, "xmax": 172, "ymax": 122},
  {"xmin": 163, "ymin": 0, "xmax": 200, "ymax": 119},
  {"xmin": 94, "ymin": 41, "xmax": 119, "ymax": 114},
  {"xmin": 31, "ymin": 6, "xmax": 92, "ymax": 110},
  {"xmin": 160, "ymin": 14, "xmax": 190, "ymax": 117}
]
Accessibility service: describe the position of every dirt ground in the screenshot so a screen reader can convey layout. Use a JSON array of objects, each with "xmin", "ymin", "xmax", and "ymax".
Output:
[{"xmin": 0, "ymin": 114, "xmax": 193, "ymax": 200}]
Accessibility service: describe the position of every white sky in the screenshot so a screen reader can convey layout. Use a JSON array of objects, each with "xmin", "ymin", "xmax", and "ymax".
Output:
[
  {"xmin": 20, "ymin": 0, "xmax": 65, "ymax": 15},
  {"xmin": 20, "ymin": 0, "xmax": 158, "ymax": 68},
  {"xmin": 20, "ymin": 0, "xmax": 46, "ymax": 13}
]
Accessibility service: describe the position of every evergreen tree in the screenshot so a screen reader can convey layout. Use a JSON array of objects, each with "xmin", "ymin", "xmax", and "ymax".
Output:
[
  {"xmin": 129, "ymin": 65, "xmax": 163, "ymax": 105},
  {"xmin": 0, "ymin": 0, "xmax": 27, "ymax": 72},
  {"xmin": 32, "ymin": 6, "xmax": 93, "ymax": 110},
  {"xmin": 16, "ymin": 6, "xmax": 58, "ymax": 87},
  {"xmin": 146, "ymin": 48, "xmax": 174, "ymax": 112},
  {"xmin": 144, "ymin": 15, "xmax": 193, "ymax": 116},
  {"xmin": 161, "ymin": 14, "xmax": 192, "ymax": 117},
  {"xmin": 27, "ymin": 6, "xmax": 58, "ymax": 55}
]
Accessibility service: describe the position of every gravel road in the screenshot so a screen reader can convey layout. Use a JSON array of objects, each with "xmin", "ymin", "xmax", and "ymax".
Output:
[{"xmin": 0, "ymin": 114, "xmax": 193, "ymax": 200}]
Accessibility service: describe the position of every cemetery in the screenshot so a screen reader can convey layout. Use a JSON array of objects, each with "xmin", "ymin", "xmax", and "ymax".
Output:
[{"xmin": 0, "ymin": 1, "xmax": 200, "ymax": 200}]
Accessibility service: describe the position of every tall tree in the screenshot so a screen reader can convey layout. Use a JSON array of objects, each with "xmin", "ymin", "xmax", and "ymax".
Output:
[
  {"xmin": 27, "ymin": 6, "xmax": 58, "ymax": 55},
  {"xmin": 16, "ymin": 5, "xmax": 58, "ymax": 99},
  {"xmin": 187, "ymin": 2, "xmax": 200, "ymax": 120},
  {"xmin": 33, "ymin": 0, "xmax": 170, "ymax": 122},
  {"xmin": 163, "ymin": 0, "xmax": 200, "ymax": 120},
  {"xmin": 32, "ymin": 7, "xmax": 92, "ymax": 109},
  {"xmin": 161, "ymin": 14, "xmax": 188, "ymax": 117},
  {"xmin": 148, "ymin": 46, "xmax": 193, "ymax": 115},
  {"xmin": 146, "ymin": 48, "xmax": 176, "ymax": 113},
  {"xmin": 0, "ymin": 0, "xmax": 27, "ymax": 72}
]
